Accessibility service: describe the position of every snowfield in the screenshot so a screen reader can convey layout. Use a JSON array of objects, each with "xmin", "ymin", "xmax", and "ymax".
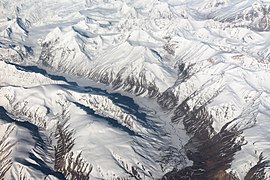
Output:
[{"xmin": 1, "ymin": 0, "xmax": 270, "ymax": 179}]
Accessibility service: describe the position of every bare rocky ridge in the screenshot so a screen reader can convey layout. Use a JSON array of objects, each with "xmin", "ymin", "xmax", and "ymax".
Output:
[
  {"xmin": 208, "ymin": 2, "xmax": 270, "ymax": 31},
  {"xmin": 39, "ymin": 40, "xmax": 162, "ymax": 98}
]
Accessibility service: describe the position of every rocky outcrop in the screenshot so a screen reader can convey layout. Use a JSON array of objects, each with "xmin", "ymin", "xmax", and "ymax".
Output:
[
  {"xmin": 245, "ymin": 155, "xmax": 270, "ymax": 180},
  {"xmin": 208, "ymin": 2, "xmax": 270, "ymax": 31},
  {"xmin": 163, "ymin": 101, "xmax": 245, "ymax": 180},
  {"xmin": 39, "ymin": 41, "xmax": 161, "ymax": 98}
]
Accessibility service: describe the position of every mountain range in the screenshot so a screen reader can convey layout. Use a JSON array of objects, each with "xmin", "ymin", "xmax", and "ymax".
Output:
[{"xmin": 1, "ymin": 0, "xmax": 270, "ymax": 179}]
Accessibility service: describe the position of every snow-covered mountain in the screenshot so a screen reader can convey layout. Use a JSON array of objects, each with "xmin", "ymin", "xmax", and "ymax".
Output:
[{"xmin": 1, "ymin": 0, "xmax": 270, "ymax": 179}]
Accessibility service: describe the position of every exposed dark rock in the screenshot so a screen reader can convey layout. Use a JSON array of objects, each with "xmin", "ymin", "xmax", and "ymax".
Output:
[
  {"xmin": 39, "ymin": 43, "xmax": 161, "ymax": 98},
  {"xmin": 163, "ymin": 167, "xmax": 207, "ymax": 180},
  {"xmin": 175, "ymin": 63, "xmax": 194, "ymax": 84},
  {"xmin": 163, "ymin": 92, "xmax": 245, "ymax": 180},
  {"xmin": 157, "ymin": 89, "xmax": 178, "ymax": 110},
  {"xmin": 39, "ymin": 41, "xmax": 55, "ymax": 68},
  {"xmin": 211, "ymin": 4, "xmax": 270, "ymax": 31},
  {"xmin": 54, "ymin": 107, "xmax": 92, "ymax": 180},
  {"xmin": 0, "ymin": 126, "xmax": 14, "ymax": 179},
  {"xmin": 171, "ymin": 98, "xmax": 190, "ymax": 124},
  {"xmin": 245, "ymin": 155, "xmax": 270, "ymax": 180},
  {"xmin": 157, "ymin": 62, "xmax": 197, "ymax": 111}
]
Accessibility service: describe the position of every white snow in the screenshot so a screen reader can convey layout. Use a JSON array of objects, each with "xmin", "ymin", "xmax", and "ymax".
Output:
[{"xmin": 1, "ymin": 0, "xmax": 270, "ymax": 179}]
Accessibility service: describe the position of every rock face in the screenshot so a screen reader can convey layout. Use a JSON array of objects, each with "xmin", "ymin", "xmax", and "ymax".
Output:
[
  {"xmin": 1, "ymin": 0, "xmax": 270, "ymax": 179},
  {"xmin": 163, "ymin": 102, "xmax": 245, "ymax": 179},
  {"xmin": 208, "ymin": 2, "xmax": 270, "ymax": 31}
]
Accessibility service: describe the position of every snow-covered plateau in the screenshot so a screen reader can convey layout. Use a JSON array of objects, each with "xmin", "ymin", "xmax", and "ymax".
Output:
[{"xmin": 1, "ymin": 0, "xmax": 270, "ymax": 179}]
